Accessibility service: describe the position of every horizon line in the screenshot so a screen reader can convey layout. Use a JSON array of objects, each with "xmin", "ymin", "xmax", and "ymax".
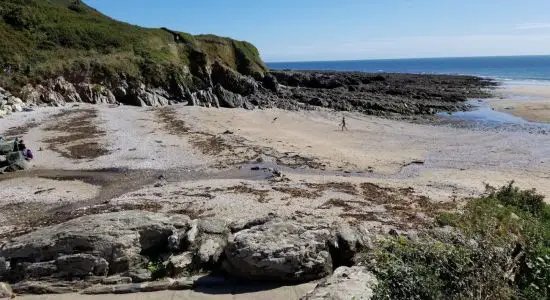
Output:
[{"xmin": 265, "ymin": 54, "xmax": 550, "ymax": 64}]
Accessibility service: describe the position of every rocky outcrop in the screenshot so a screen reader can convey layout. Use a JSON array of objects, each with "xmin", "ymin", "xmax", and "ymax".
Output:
[
  {"xmin": 0, "ymin": 211, "xmax": 190, "ymax": 281},
  {"xmin": 270, "ymin": 71, "xmax": 496, "ymax": 115},
  {"xmin": 213, "ymin": 84, "xmax": 244, "ymax": 108},
  {"xmin": 211, "ymin": 61, "xmax": 258, "ymax": 96},
  {"xmin": 222, "ymin": 220, "xmax": 333, "ymax": 282},
  {"xmin": 0, "ymin": 211, "xmax": 384, "ymax": 295},
  {"xmin": 6, "ymin": 68, "xmax": 494, "ymax": 117},
  {"xmin": 0, "ymin": 87, "xmax": 27, "ymax": 118},
  {"xmin": 301, "ymin": 266, "xmax": 378, "ymax": 300},
  {"xmin": 0, "ymin": 282, "xmax": 14, "ymax": 298},
  {"xmin": 185, "ymin": 218, "xmax": 230, "ymax": 270},
  {"xmin": 188, "ymin": 88, "xmax": 219, "ymax": 108}
]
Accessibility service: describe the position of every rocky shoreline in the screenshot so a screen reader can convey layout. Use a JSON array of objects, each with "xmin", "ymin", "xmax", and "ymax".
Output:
[
  {"xmin": 0, "ymin": 210, "xmax": 377, "ymax": 297},
  {"xmin": 1, "ymin": 66, "xmax": 496, "ymax": 119}
]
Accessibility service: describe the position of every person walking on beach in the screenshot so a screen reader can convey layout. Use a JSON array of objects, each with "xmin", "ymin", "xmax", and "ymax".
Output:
[{"xmin": 340, "ymin": 115, "xmax": 348, "ymax": 131}]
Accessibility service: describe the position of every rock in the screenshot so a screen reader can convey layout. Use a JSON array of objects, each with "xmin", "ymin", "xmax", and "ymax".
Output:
[
  {"xmin": 308, "ymin": 97, "xmax": 329, "ymax": 107},
  {"xmin": 223, "ymin": 220, "xmax": 333, "ymax": 282},
  {"xmin": 262, "ymin": 74, "xmax": 279, "ymax": 93},
  {"xmin": 11, "ymin": 104, "xmax": 22, "ymax": 112},
  {"xmin": 52, "ymin": 76, "xmax": 81, "ymax": 103},
  {"xmin": 166, "ymin": 252, "xmax": 194, "ymax": 277},
  {"xmin": 124, "ymin": 268, "xmax": 152, "ymax": 283},
  {"xmin": 213, "ymin": 84, "xmax": 244, "ymax": 108},
  {"xmin": 167, "ymin": 230, "xmax": 187, "ymax": 252},
  {"xmin": 331, "ymin": 223, "xmax": 374, "ymax": 266},
  {"xmin": 81, "ymin": 278, "xmax": 194, "ymax": 295},
  {"xmin": 185, "ymin": 218, "xmax": 229, "ymax": 270},
  {"xmin": 229, "ymin": 214, "xmax": 277, "ymax": 233},
  {"xmin": 23, "ymin": 261, "xmax": 57, "ymax": 279},
  {"xmin": 76, "ymin": 83, "xmax": 116, "ymax": 104},
  {"xmin": 11, "ymin": 280, "xmax": 90, "ymax": 294},
  {"xmin": 301, "ymin": 266, "xmax": 378, "ymax": 300},
  {"xmin": 19, "ymin": 84, "xmax": 42, "ymax": 104},
  {"xmin": 0, "ymin": 282, "xmax": 14, "ymax": 298},
  {"xmin": 101, "ymin": 276, "xmax": 132, "ymax": 285},
  {"xmin": 0, "ymin": 258, "xmax": 7, "ymax": 277},
  {"xmin": 0, "ymin": 211, "xmax": 191, "ymax": 279},
  {"xmin": 55, "ymin": 254, "xmax": 109, "ymax": 277},
  {"xmin": 188, "ymin": 88, "xmax": 219, "ymax": 108},
  {"xmin": 211, "ymin": 61, "xmax": 258, "ymax": 96}
]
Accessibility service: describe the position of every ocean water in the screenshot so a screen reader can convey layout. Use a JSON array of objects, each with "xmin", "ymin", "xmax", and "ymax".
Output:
[{"xmin": 267, "ymin": 55, "xmax": 550, "ymax": 85}]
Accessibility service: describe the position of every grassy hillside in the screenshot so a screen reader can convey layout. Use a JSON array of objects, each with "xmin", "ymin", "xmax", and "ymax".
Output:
[{"xmin": 0, "ymin": 0, "xmax": 267, "ymax": 90}]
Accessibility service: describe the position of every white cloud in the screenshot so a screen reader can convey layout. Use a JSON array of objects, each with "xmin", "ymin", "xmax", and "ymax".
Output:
[{"xmin": 515, "ymin": 23, "xmax": 550, "ymax": 30}]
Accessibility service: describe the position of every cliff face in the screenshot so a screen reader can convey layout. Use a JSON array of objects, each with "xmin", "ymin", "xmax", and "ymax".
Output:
[{"xmin": 0, "ymin": 0, "xmax": 267, "ymax": 107}]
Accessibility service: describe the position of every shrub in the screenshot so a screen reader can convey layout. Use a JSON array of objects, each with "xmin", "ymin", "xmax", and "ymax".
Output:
[{"xmin": 369, "ymin": 183, "xmax": 550, "ymax": 300}]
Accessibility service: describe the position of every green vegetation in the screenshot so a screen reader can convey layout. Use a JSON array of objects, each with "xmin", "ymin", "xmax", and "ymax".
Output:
[
  {"xmin": 146, "ymin": 258, "xmax": 167, "ymax": 280},
  {"xmin": 365, "ymin": 182, "xmax": 550, "ymax": 300},
  {"xmin": 0, "ymin": 0, "xmax": 266, "ymax": 90}
]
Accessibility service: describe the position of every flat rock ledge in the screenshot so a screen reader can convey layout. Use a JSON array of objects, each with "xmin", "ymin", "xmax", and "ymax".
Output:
[{"xmin": 0, "ymin": 211, "xmax": 378, "ymax": 297}]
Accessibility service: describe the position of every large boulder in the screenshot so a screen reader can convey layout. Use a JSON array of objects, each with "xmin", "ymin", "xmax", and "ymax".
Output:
[
  {"xmin": 185, "ymin": 218, "xmax": 230, "ymax": 270},
  {"xmin": 0, "ymin": 211, "xmax": 190, "ymax": 279},
  {"xmin": 76, "ymin": 83, "xmax": 117, "ymax": 104},
  {"xmin": 223, "ymin": 220, "xmax": 333, "ymax": 282},
  {"xmin": 213, "ymin": 84, "xmax": 244, "ymax": 108},
  {"xmin": 188, "ymin": 88, "xmax": 219, "ymax": 108},
  {"xmin": 262, "ymin": 73, "xmax": 279, "ymax": 93},
  {"xmin": 330, "ymin": 223, "xmax": 375, "ymax": 266},
  {"xmin": 0, "ymin": 282, "xmax": 14, "ymax": 298},
  {"xmin": 51, "ymin": 76, "xmax": 81, "ymax": 103},
  {"xmin": 211, "ymin": 61, "xmax": 258, "ymax": 96},
  {"xmin": 301, "ymin": 266, "xmax": 378, "ymax": 300}
]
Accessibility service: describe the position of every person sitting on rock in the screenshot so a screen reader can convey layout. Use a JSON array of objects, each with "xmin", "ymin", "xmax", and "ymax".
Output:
[
  {"xmin": 18, "ymin": 140, "xmax": 26, "ymax": 151},
  {"xmin": 23, "ymin": 149, "xmax": 33, "ymax": 161}
]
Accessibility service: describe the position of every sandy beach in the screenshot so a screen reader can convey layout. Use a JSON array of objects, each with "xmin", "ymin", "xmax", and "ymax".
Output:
[
  {"xmin": 2, "ymin": 87, "xmax": 550, "ymax": 299},
  {"xmin": 489, "ymin": 84, "xmax": 550, "ymax": 123}
]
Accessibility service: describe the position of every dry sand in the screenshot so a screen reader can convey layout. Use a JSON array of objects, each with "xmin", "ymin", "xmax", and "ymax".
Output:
[
  {"xmin": 490, "ymin": 84, "xmax": 550, "ymax": 123},
  {"xmin": 2, "ymin": 92, "xmax": 550, "ymax": 299}
]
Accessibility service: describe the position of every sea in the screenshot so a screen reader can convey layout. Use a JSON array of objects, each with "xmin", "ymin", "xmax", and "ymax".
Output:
[
  {"xmin": 267, "ymin": 55, "xmax": 550, "ymax": 86},
  {"xmin": 268, "ymin": 55, "xmax": 550, "ymax": 129}
]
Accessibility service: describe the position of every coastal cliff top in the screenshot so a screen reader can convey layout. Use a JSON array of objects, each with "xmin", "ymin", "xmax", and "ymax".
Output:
[{"xmin": 0, "ymin": 0, "xmax": 267, "ymax": 89}]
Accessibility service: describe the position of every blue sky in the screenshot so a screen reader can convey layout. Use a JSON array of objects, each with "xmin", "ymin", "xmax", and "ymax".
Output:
[{"xmin": 86, "ymin": 0, "xmax": 550, "ymax": 62}]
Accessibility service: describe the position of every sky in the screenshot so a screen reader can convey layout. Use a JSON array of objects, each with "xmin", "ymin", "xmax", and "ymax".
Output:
[{"xmin": 86, "ymin": 0, "xmax": 550, "ymax": 62}]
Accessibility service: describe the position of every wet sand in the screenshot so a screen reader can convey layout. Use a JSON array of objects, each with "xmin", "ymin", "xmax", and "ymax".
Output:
[{"xmin": 489, "ymin": 84, "xmax": 550, "ymax": 123}]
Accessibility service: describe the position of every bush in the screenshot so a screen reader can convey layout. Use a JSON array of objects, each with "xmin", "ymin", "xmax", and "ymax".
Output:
[{"xmin": 369, "ymin": 183, "xmax": 550, "ymax": 300}]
